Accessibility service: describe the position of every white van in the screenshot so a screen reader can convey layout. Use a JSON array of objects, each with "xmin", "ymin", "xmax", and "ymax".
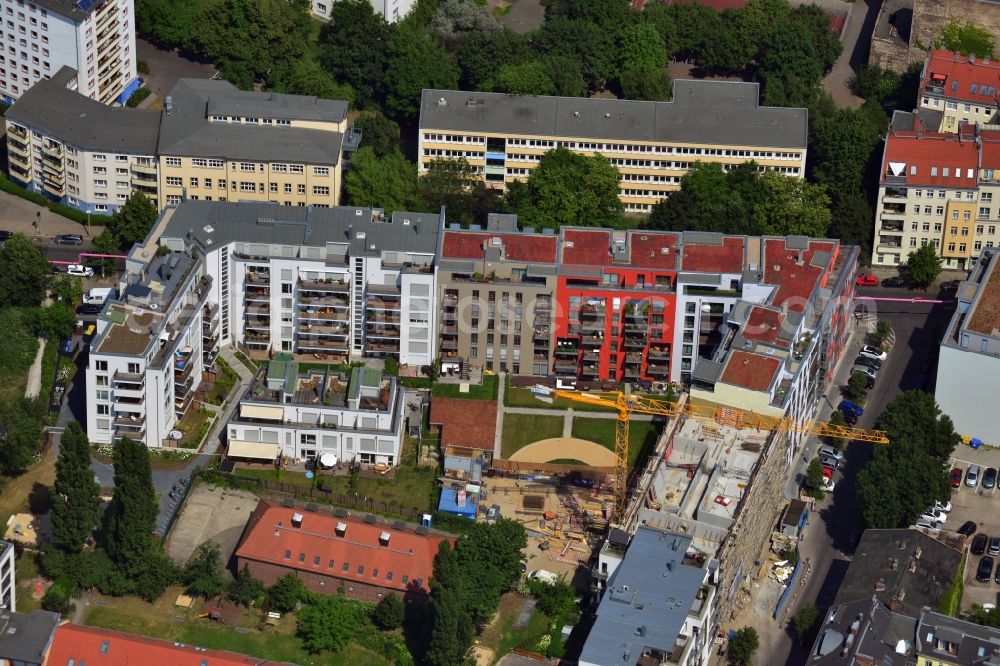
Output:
[
  {"xmin": 528, "ymin": 569, "xmax": 559, "ymax": 585},
  {"xmin": 82, "ymin": 287, "xmax": 113, "ymax": 305}
]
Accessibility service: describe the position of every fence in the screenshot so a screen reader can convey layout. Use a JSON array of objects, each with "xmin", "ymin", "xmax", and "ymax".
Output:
[
  {"xmin": 490, "ymin": 459, "xmax": 615, "ymax": 477},
  {"xmin": 774, "ymin": 555, "xmax": 808, "ymax": 620}
]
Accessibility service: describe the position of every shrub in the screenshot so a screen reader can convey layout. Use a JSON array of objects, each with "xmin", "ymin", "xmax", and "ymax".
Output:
[
  {"xmin": 125, "ymin": 87, "xmax": 152, "ymax": 108},
  {"xmin": 372, "ymin": 594, "xmax": 405, "ymax": 630}
]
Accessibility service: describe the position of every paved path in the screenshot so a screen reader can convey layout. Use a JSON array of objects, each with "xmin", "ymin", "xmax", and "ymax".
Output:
[
  {"xmin": 494, "ymin": 372, "xmax": 506, "ymax": 460},
  {"xmin": 507, "ymin": 437, "xmax": 617, "ymax": 466},
  {"xmin": 23, "ymin": 338, "xmax": 45, "ymax": 398},
  {"xmin": 822, "ymin": 0, "xmax": 881, "ymax": 108},
  {"xmin": 0, "ymin": 190, "xmax": 92, "ymax": 238}
]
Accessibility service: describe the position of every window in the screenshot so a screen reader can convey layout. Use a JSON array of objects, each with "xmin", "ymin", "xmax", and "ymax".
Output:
[
  {"xmin": 240, "ymin": 181, "xmax": 255, "ymax": 192},
  {"xmin": 165, "ymin": 157, "xmax": 181, "ymax": 167},
  {"xmin": 218, "ymin": 179, "xmax": 226, "ymax": 189},
  {"xmin": 329, "ymin": 559, "xmax": 335, "ymax": 568},
  {"xmin": 189, "ymin": 177, "xmax": 198, "ymax": 188},
  {"xmin": 284, "ymin": 550, "xmax": 291, "ymax": 560},
  {"xmin": 289, "ymin": 164, "xmax": 304, "ymax": 174},
  {"xmin": 270, "ymin": 183, "xmax": 278, "ymax": 192},
  {"xmin": 313, "ymin": 556, "xmax": 320, "ymax": 566},
  {"xmin": 312, "ymin": 185, "xmax": 329, "ymax": 196},
  {"xmin": 208, "ymin": 159, "xmax": 224, "ymax": 168},
  {"xmin": 372, "ymin": 568, "xmax": 378, "ymax": 578},
  {"xmin": 948, "ymin": 242, "xmax": 956, "ymax": 252},
  {"xmin": 239, "ymin": 161, "xmax": 256, "ymax": 171},
  {"xmin": 166, "ymin": 177, "xmax": 181, "ymax": 186},
  {"xmin": 342, "ymin": 562, "xmax": 349, "ymax": 571},
  {"xmin": 297, "ymin": 184, "xmax": 305, "ymax": 194},
  {"xmin": 357, "ymin": 564, "xmax": 364, "ymax": 574},
  {"xmin": 96, "ymin": 360, "xmax": 108, "ymax": 371},
  {"xmin": 298, "ymin": 552, "xmax": 305, "ymax": 562},
  {"xmin": 284, "ymin": 183, "xmax": 292, "ymax": 193},
  {"xmin": 313, "ymin": 166, "xmax": 329, "ymax": 176},
  {"xmin": 192, "ymin": 158, "xmax": 208, "ymax": 168}
]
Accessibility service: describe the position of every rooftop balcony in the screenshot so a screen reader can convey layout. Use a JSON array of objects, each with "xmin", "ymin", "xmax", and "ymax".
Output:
[
  {"xmin": 299, "ymin": 278, "xmax": 349, "ymax": 293},
  {"xmin": 299, "ymin": 308, "xmax": 348, "ymax": 322},
  {"xmin": 246, "ymin": 271, "xmax": 270, "ymax": 285}
]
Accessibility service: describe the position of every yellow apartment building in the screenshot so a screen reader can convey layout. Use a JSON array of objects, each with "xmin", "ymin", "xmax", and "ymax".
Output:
[{"xmin": 418, "ymin": 81, "xmax": 808, "ymax": 213}]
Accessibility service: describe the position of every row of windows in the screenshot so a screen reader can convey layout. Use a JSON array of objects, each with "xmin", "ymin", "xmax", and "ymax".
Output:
[
  {"xmin": 209, "ymin": 115, "xmax": 292, "ymax": 126},
  {"xmin": 165, "ymin": 158, "xmax": 324, "ymax": 175},
  {"xmin": 923, "ymin": 96, "xmax": 996, "ymax": 116},
  {"xmin": 280, "ymin": 548, "xmax": 412, "ymax": 585}
]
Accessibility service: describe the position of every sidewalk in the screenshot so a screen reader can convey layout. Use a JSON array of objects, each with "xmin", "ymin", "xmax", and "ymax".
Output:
[{"xmin": 0, "ymin": 190, "xmax": 93, "ymax": 239}]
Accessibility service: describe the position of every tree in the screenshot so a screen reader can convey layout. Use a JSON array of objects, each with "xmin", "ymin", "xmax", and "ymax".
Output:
[
  {"xmin": 850, "ymin": 64, "xmax": 902, "ymax": 101},
  {"xmin": 845, "ymin": 372, "xmax": 869, "ymax": 402},
  {"xmin": 939, "ymin": 19, "xmax": 995, "ymax": 58},
  {"xmin": 456, "ymin": 29, "xmax": 530, "ymax": 89},
  {"xmin": 189, "ymin": 0, "xmax": 312, "ymax": 89},
  {"xmin": 266, "ymin": 573, "xmax": 306, "ymax": 613},
  {"xmin": 429, "ymin": 0, "xmax": 499, "ymax": 46},
  {"xmin": 454, "ymin": 519, "xmax": 527, "ymax": 622},
  {"xmin": 533, "ymin": 17, "xmax": 616, "ymax": 90},
  {"xmin": 803, "ymin": 457, "xmax": 825, "ymax": 497},
  {"xmin": 0, "ymin": 398, "xmax": 43, "ymax": 476},
  {"xmin": 228, "ymin": 565, "xmax": 264, "ymax": 606},
  {"xmin": 616, "ymin": 23, "xmax": 670, "ymax": 100},
  {"xmin": 318, "ymin": 1, "xmax": 391, "ymax": 107},
  {"xmin": 0, "ymin": 308, "xmax": 39, "ymax": 375},
  {"xmin": 383, "ymin": 21, "xmax": 459, "ymax": 120},
  {"xmin": 507, "ymin": 147, "xmax": 623, "ymax": 230},
  {"xmin": 91, "ymin": 229, "xmax": 121, "ymax": 274},
  {"xmin": 353, "ymin": 112, "xmax": 402, "ymax": 159},
  {"xmin": 528, "ymin": 578, "xmax": 580, "ymax": 625},
  {"xmin": 824, "ymin": 411, "xmax": 848, "ymax": 450},
  {"xmin": 425, "ymin": 542, "xmax": 473, "ymax": 666},
  {"xmin": 0, "ymin": 233, "xmax": 50, "ymax": 307},
  {"xmin": 757, "ymin": 13, "xmax": 836, "ymax": 107},
  {"xmin": 906, "ymin": 243, "xmax": 942, "ymax": 289},
  {"xmin": 285, "ymin": 60, "xmax": 355, "ymax": 102},
  {"xmin": 345, "ymin": 147, "xmax": 419, "ymax": 214},
  {"xmin": 297, "ymin": 595, "xmax": 363, "ymax": 653},
  {"xmin": 827, "ymin": 193, "xmax": 874, "ymax": 260},
  {"xmin": 873, "ymin": 318, "xmax": 893, "ymax": 347},
  {"xmin": 728, "ymin": 626, "xmax": 759, "ymax": 665},
  {"xmin": 793, "ymin": 603, "xmax": 819, "ymax": 643},
  {"xmin": 100, "ymin": 437, "xmax": 157, "ymax": 574},
  {"xmin": 372, "ymin": 594, "xmax": 405, "ymax": 630},
  {"xmin": 183, "ymin": 542, "xmax": 225, "ymax": 598},
  {"xmin": 50, "ymin": 421, "xmax": 100, "ymax": 554},
  {"xmin": 419, "ymin": 157, "xmax": 505, "ymax": 227},
  {"xmin": 110, "ymin": 191, "xmax": 158, "ymax": 246},
  {"xmin": 493, "ymin": 61, "xmax": 556, "ymax": 96},
  {"xmin": 965, "ymin": 604, "xmax": 1000, "ymax": 629},
  {"xmin": 136, "ymin": 0, "xmax": 202, "ymax": 48}
]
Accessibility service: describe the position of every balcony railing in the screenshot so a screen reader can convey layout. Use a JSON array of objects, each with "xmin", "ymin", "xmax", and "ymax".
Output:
[
  {"xmin": 246, "ymin": 272, "xmax": 270, "ymax": 285},
  {"xmin": 299, "ymin": 278, "xmax": 349, "ymax": 293}
]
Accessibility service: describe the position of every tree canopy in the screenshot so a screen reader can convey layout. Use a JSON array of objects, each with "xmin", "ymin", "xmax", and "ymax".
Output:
[
  {"xmin": 345, "ymin": 147, "xmax": 419, "ymax": 214},
  {"xmin": 0, "ymin": 233, "xmax": 50, "ymax": 307},
  {"xmin": 728, "ymin": 626, "xmax": 760, "ymax": 665},
  {"xmin": 317, "ymin": 1, "xmax": 391, "ymax": 107},
  {"xmin": 938, "ymin": 19, "xmax": 995, "ymax": 58},
  {"xmin": 101, "ymin": 437, "xmax": 158, "ymax": 575},
  {"xmin": 648, "ymin": 162, "xmax": 831, "ymax": 237},
  {"xmin": 266, "ymin": 573, "xmax": 307, "ymax": 614},
  {"xmin": 297, "ymin": 596, "xmax": 366, "ymax": 653},
  {"xmin": 109, "ymin": 192, "xmax": 158, "ymax": 247},
  {"xmin": 183, "ymin": 542, "xmax": 226, "ymax": 598},
  {"xmin": 51, "ymin": 421, "xmax": 100, "ymax": 554},
  {"xmin": 906, "ymin": 243, "xmax": 942, "ymax": 289}
]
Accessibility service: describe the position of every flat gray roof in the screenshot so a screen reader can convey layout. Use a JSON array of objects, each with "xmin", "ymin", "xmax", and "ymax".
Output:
[
  {"xmin": 159, "ymin": 200, "xmax": 442, "ymax": 256},
  {"xmin": 6, "ymin": 67, "xmax": 159, "ymax": 154},
  {"xmin": 579, "ymin": 527, "xmax": 705, "ymax": 666},
  {"xmin": 158, "ymin": 80, "xmax": 346, "ymax": 164},
  {"xmin": 420, "ymin": 80, "xmax": 808, "ymax": 149},
  {"xmin": 32, "ymin": 0, "xmax": 92, "ymax": 22},
  {"xmin": 0, "ymin": 610, "xmax": 60, "ymax": 664}
]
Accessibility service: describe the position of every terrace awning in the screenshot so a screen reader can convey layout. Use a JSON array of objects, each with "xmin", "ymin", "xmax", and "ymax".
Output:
[
  {"xmin": 227, "ymin": 440, "xmax": 280, "ymax": 460},
  {"xmin": 239, "ymin": 405, "xmax": 284, "ymax": 421}
]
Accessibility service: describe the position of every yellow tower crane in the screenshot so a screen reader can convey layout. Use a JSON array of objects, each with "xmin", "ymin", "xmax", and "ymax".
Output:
[{"xmin": 550, "ymin": 390, "xmax": 890, "ymax": 524}]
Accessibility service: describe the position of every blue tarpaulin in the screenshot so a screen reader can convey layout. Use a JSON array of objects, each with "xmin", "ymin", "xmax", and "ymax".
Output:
[{"xmin": 438, "ymin": 487, "xmax": 478, "ymax": 519}]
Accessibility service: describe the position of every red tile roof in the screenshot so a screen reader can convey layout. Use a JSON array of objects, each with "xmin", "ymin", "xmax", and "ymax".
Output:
[
  {"xmin": 981, "ymin": 133, "xmax": 1000, "ymax": 170},
  {"xmin": 720, "ymin": 351, "xmax": 781, "ymax": 392},
  {"xmin": 441, "ymin": 231, "xmax": 558, "ymax": 263},
  {"xmin": 561, "ymin": 229, "xmax": 612, "ymax": 266},
  {"xmin": 679, "ymin": 236, "xmax": 745, "ymax": 273},
  {"xmin": 882, "ymin": 131, "xmax": 979, "ymax": 187},
  {"xmin": 429, "ymin": 397, "xmax": 498, "ymax": 451},
  {"xmin": 46, "ymin": 623, "xmax": 274, "ymax": 666},
  {"xmin": 922, "ymin": 49, "xmax": 1000, "ymax": 105},
  {"xmin": 236, "ymin": 500, "xmax": 450, "ymax": 595},
  {"xmin": 742, "ymin": 305, "xmax": 787, "ymax": 347},
  {"xmin": 763, "ymin": 239, "xmax": 836, "ymax": 313},
  {"xmin": 628, "ymin": 231, "xmax": 679, "ymax": 269}
]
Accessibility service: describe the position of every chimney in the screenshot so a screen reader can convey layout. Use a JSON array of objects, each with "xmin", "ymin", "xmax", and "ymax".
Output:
[
  {"xmin": 890, "ymin": 557, "xmax": 899, "ymax": 571},
  {"xmin": 379, "ymin": 531, "xmax": 391, "ymax": 546},
  {"xmin": 913, "ymin": 546, "xmax": 922, "ymax": 559},
  {"xmin": 291, "ymin": 512, "xmax": 303, "ymax": 528},
  {"xmin": 875, "ymin": 577, "xmax": 886, "ymax": 592},
  {"xmin": 335, "ymin": 522, "xmax": 347, "ymax": 536},
  {"xmin": 908, "ymin": 558, "xmax": 917, "ymax": 573}
]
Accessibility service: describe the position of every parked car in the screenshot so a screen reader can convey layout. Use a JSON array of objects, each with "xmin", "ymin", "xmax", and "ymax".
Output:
[
  {"xmin": 978, "ymin": 556, "xmax": 995, "ymax": 582},
  {"xmin": 967, "ymin": 465, "xmax": 982, "ymax": 487},
  {"xmin": 819, "ymin": 445, "xmax": 846, "ymax": 461},
  {"xmin": 837, "ymin": 402, "xmax": 863, "ymax": 419},
  {"xmin": 76, "ymin": 303, "xmax": 102, "ymax": 315},
  {"xmin": 915, "ymin": 518, "xmax": 941, "ymax": 530},
  {"xmin": 952, "ymin": 467, "xmax": 964, "ymax": 488},
  {"xmin": 940, "ymin": 280, "xmax": 960, "ymax": 295},
  {"xmin": 528, "ymin": 570, "xmax": 559, "ymax": 585},
  {"xmin": 852, "ymin": 365, "xmax": 879, "ymax": 380},
  {"xmin": 989, "ymin": 536, "xmax": 1000, "ymax": 556},
  {"xmin": 820, "ymin": 454, "xmax": 843, "ymax": 470},
  {"xmin": 66, "ymin": 264, "xmax": 94, "ymax": 277},
  {"xmin": 54, "ymin": 234, "xmax": 83, "ymax": 245},
  {"xmin": 881, "ymin": 276, "xmax": 906, "ymax": 288},
  {"xmin": 919, "ymin": 508, "xmax": 947, "ymax": 524},
  {"xmin": 859, "ymin": 345, "xmax": 888, "ymax": 362},
  {"xmin": 0, "ymin": 230, "xmax": 12, "ymax": 243},
  {"xmin": 821, "ymin": 478, "xmax": 836, "ymax": 492},
  {"xmin": 856, "ymin": 274, "xmax": 879, "ymax": 286},
  {"xmin": 986, "ymin": 467, "xmax": 998, "ymax": 489},
  {"xmin": 959, "ymin": 521, "xmax": 979, "ymax": 536},
  {"xmin": 854, "ymin": 356, "xmax": 882, "ymax": 370},
  {"xmin": 973, "ymin": 534, "xmax": 990, "ymax": 555},
  {"xmin": 933, "ymin": 500, "xmax": 952, "ymax": 513}
]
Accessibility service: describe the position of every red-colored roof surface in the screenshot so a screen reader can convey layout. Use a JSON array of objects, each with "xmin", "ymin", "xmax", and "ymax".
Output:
[
  {"xmin": 742, "ymin": 305, "xmax": 787, "ymax": 347},
  {"xmin": 628, "ymin": 231, "xmax": 679, "ymax": 269},
  {"xmin": 679, "ymin": 236, "xmax": 745, "ymax": 273},
  {"xmin": 882, "ymin": 131, "xmax": 979, "ymax": 187},
  {"xmin": 429, "ymin": 397, "xmax": 498, "ymax": 451},
  {"xmin": 922, "ymin": 49, "xmax": 1000, "ymax": 105},
  {"xmin": 720, "ymin": 351, "xmax": 782, "ymax": 392},
  {"xmin": 46, "ymin": 624, "xmax": 273, "ymax": 666},
  {"xmin": 561, "ymin": 229, "xmax": 612, "ymax": 266},
  {"xmin": 236, "ymin": 500, "xmax": 450, "ymax": 595},
  {"xmin": 981, "ymin": 133, "xmax": 1000, "ymax": 170},
  {"xmin": 441, "ymin": 231, "xmax": 558, "ymax": 263},
  {"xmin": 764, "ymin": 239, "xmax": 835, "ymax": 313}
]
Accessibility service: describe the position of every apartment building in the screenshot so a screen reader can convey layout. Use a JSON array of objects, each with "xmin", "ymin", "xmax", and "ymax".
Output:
[
  {"xmin": 418, "ymin": 81, "xmax": 808, "ymax": 213},
  {"xmin": 156, "ymin": 79, "xmax": 354, "ymax": 209},
  {"xmin": 871, "ymin": 117, "xmax": 1000, "ymax": 269},
  {"xmin": 0, "ymin": 541, "xmax": 13, "ymax": 612},
  {"xmin": 0, "ymin": 0, "xmax": 138, "ymax": 105},
  {"xmin": 5, "ymin": 66, "xmax": 158, "ymax": 213},
  {"xmin": 311, "ymin": 0, "xmax": 414, "ymax": 21},
  {"xmin": 937, "ymin": 248, "xmax": 1000, "ymax": 444},
  {"xmin": 580, "ymin": 527, "xmax": 717, "ymax": 666},
  {"xmin": 228, "ymin": 363, "xmax": 405, "ymax": 466},
  {"xmin": 918, "ymin": 49, "xmax": 1000, "ymax": 133}
]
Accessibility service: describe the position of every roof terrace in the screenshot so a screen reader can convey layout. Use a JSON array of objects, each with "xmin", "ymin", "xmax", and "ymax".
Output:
[{"xmin": 244, "ymin": 360, "xmax": 393, "ymax": 411}]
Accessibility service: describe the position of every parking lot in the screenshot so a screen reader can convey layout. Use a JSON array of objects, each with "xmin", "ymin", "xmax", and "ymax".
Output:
[
  {"xmin": 944, "ymin": 444, "xmax": 1000, "ymax": 610},
  {"xmin": 164, "ymin": 484, "xmax": 257, "ymax": 567}
]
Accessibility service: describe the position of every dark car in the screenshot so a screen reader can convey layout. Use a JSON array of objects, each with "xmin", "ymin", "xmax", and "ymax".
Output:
[
  {"xmin": 881, "ymin": 276, "xmax": 906, "ymax": 288},
  {"xmin": 973, "ymin": 534, "xmax": 990, "ymax": 555},
  {"xmin": 854, "ymin": 356, "xmax": 882, "ymax": 370},
  {"xmin": 0, "ymin": 230, "xmax": 12, "ymax": 242},
  {"xmin": 986, "ymin": 467, "xmax": 998, "ymax": 489},
  {"xmin": 960, "ymin": 520, "xmax": 979, "ymax": 536},
  {"xmin": 953, "ymin": 467, "xmax": 964, "ymax": 488},
  {"xmin": 979, "ymin": 556, "xmax": 995, "ymax": 582},
  {"xmin": 940, "ymin": 280, "xmax": 960, "ymax": 295},
  {"xmin": 54, "ymin": 234, "xmax": 83, "ymax": 245},
  {"xmin": 77, "ymin": 303, "xmax": 102, "ymax": 315},
  {"xmin": 990, "ymin": 536, "xmax": 1000, "ymax": 556}
]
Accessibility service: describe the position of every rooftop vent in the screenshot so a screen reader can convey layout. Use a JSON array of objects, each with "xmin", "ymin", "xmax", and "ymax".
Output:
[
  {"xmin": 438, "ymin": 97, "xmax": 447, "ymax": 106},
  {"xmin": 333, "ymin": 508, "xmax": 348, "ymax": 518},
  {"xmin": 291, "ymin": 512, "xmax": 303, "ymax": 528},
  {"xmin": 306, "ymin": 503, "xmax": 318, "ymax": 512},
  {"xmin": 379, "ymin": 531, "xmax": 391, "ymax": 546},
  {"xmin": 203, "ymin": 224, "xmax": 214, "ymax": 233},
  {"xmin": 335, "ymin": 522, "xmax": 347, "ymax": 536},
  {"xmin": 363, "ymin": 513, "xmax": 377, "ymax": 524},
  {"xmin": 281, "ymin": 498, "xmax": 295, "ymax": 508},
  {"xmin": 355, "ymin": 209, "xmax": 363, "ymax": 216}
]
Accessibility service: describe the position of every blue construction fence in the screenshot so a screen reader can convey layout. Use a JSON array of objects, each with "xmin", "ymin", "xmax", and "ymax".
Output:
[{"xmin": 774, "ymin": 552, "xmax": 805, "ymax": 619}]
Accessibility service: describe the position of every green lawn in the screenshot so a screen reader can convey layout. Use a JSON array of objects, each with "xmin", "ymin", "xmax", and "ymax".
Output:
[
  {"xmin": 83, "ymin": 587, "xmax": 391, "ymax": 666},
  {"xmin": 570, "ymin": 418, "xmax": 663, "ymax": 467},
  {"xmin": 175, "ymin": 408, "xmax": 214, "ymax": 449},
  {"xmin": 503, "ymin": 385, "xmax": 616, "ymax": 412},
  {"xmin": 431, "ymin": 374, "xmax": 499, "ymax": 401},
  {"xmin": 205, "ymin": 358, "xmax": 240, "ymax": 406},
  {"xmin": 479, "ymin": 592, "xmax": 553, "ymax": 662},
  {"xmin": 501, "ymin": 414, "xmax": 564, "ymax": 458}
]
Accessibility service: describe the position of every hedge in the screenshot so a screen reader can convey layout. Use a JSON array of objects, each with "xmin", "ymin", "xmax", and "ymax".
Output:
[
  {"xmin": 0, "ymin": 172, "xmax": 108, "ymax": 225},
  {"xmin": 125, "ymin": 87, "xmax": 152, "ymax": 108}
]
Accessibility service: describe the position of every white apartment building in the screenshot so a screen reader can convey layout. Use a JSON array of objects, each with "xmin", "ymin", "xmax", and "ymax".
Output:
[
  {"xmin": 418, "ymin": 81, "xmax": 808, "ymax": 213},
  {"xmin": 5, "ymin": 66, "xmax": 158, "ymax": 213},
  {"xmin": 0, "ymin": 541, "xmax": 14, "ymax": 612},
  {"xmin": 0, "ymin": 0, "xmax": 137, "ymax": 105},
  {"xmin": 310, "ymin": 0, "xmax": 414, "ymax": 22},
  {"xmin": 227, "ymin": 364, "xmax": 404, "ymax": 466}
]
